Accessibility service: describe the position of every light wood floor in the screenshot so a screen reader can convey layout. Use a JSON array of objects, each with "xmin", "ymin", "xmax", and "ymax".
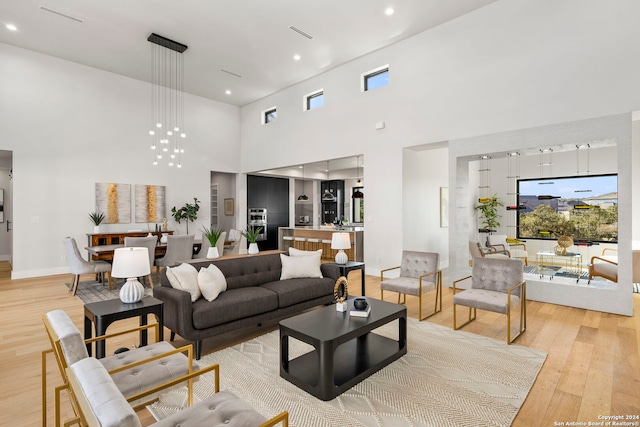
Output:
[{"xmin": 1, "ymin": 263, "xmax": 638, "ymax": 426}]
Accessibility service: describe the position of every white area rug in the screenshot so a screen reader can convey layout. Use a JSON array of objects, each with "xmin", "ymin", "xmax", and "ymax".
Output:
[
  {"xmin": 149, "ymin": 318, "xmax": 547, "ymax": 427},
  {"xmin": 64, "ymin": 280, "xmax": 153, "ymax": 304}
]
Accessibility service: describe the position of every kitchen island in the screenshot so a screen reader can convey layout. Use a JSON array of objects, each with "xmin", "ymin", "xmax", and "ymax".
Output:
[{"xmin": 278, "ymin": 226, "xmax": 364, "ymax": 262}]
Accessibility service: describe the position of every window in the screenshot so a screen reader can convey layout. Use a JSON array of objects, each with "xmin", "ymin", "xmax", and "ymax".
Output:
[
  {"xmin": 304, "ymin": 90, "xmax": 324, "ymax": 111},
  {"xmin": 262, "ymin": 107, "xmax": 277, "ymax": 124},
  {"xmin": 362, "ymin": 65, "xmax": 389, "ymax": 91}
]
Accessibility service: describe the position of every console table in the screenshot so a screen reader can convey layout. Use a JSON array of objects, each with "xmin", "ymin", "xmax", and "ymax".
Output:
[{"xmin": 87, "ymin": 231, "xmax": 174, "ymax": 260}]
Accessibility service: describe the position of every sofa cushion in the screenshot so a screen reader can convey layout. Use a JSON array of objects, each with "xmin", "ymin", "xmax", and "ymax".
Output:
[
  {"xmin": 280, "ymin": 253, "xmax": 322, "ymax": 280},
  {"xmin": 166, "ymin": 263, "xmax": 201, "ymax": 302},
  {"xmin": 192, "ymin": 287, "xmax": 279, "ymax": 329},
  {"xmin": 198, "ymin": 264, "xmax": 227, "ymax": 302},
  {"xmin": 262, "ymin": 277, "xmax": 335, "ymax": 308},
  {"xmin": 288, "ymin": 247, "xmax": 323, "ymax": 257}
]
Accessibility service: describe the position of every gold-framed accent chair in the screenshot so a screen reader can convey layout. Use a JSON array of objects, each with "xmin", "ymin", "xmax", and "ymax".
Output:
[
  {"xmin": 469, "ymin": 240, "xmax": 511, "ymax": 266},
  {"xmin": 380, "ymin": 251, "xmax": 442, "ymax": 320},
  {"xmin": 486, "ymin": 234, "xmax": 528, "ymax": 265},
  {"xmin": 41, "ymin": 309, "xmax": 206, "ymax": 427},
  {"xmin": 65, "ymin": 356, "xmax": 289, "ymax": 427},
  {"xmin": 588, "ymin": 247, "xmax": 618, "ymax": 283},
  {"xmin": 452, "ymin": 257, "xmax": 526, "ymax": 344}
]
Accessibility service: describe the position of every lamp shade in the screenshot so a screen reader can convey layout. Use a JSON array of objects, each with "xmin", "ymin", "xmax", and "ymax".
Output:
[
  {"xmin": 331, "ymin": 233, "xmax": 351, "ymax": 250},
  {"xmin": 111, "ymin": 247, "xmax": 151, "ymax": 278}
]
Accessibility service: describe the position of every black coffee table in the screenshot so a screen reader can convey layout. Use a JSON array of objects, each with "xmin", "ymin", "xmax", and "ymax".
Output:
[{"xmin": 279, "ymin": 297, "xmax": 406, "ymax": 401}]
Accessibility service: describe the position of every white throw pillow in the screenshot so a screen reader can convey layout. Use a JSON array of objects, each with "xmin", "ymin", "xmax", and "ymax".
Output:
[
  {"xmin": 166, "ymin": 263, "xmax": 201, "ymax": 302},
  {"xmin": 288, "ymin": 247, "xmax": 323, "ymax": 257},
  {"xmin": 280, "ymin": 253, "xmax": 323, "ymax": 280},
  {"xmin": 198, "ymin": 264, "xmax": 227, "ymax": 302}
]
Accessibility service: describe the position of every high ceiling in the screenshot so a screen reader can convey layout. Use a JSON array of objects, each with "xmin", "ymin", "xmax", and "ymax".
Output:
[{"xmin": 0, "ymin": 0, "xmax": 496, "ymax": 106}]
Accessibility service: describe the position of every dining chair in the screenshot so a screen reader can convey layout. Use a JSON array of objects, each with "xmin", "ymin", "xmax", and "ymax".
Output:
[
  {"xmin": 223, "ymin": 229, "xmax": 246, "ymax": 255},
  {"xmin": 63, "ymin": 237, "xmax": 112, "ymax": 295},
  {"xmin": 193, "ymin": 232, "xmax": 210, "ymax": 259},
  {"xmin": 155, "ymin": 234, "xmax": 195, "ymax": 279},
  {"xmin": 124, "ymin": 236, "xmax": 158, "ymax": 288}
]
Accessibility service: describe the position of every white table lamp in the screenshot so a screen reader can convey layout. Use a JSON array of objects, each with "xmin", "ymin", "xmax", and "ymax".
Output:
[
  {"xmin": 331, "ymin": 232, "xmax": 351, "ymax": 265},
  {"xmin": 111, "ymin": 247, "xmax": 150, "ymax": 303}
]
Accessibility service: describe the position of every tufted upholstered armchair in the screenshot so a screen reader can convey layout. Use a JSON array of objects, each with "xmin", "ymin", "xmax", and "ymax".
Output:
[
  {"xmin": 42, "ymin": 309, "xmax": 205, "ymax": 426},
  {"xmin": 65, "ymin": 356, "xmax": 288, "ymax": 427},
  {"xmin": 380, "ymin": 251, "xmax": 442, "ymax": 320},
  {"xmin": 452, "ymin": 257, "xmax": 526, "ymax": 344}
]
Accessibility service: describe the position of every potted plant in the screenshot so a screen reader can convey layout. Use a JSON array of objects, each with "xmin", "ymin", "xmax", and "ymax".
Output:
[
  {"xmin": 202, "ymin": 226, "xmax": 224, "ymax": 259},
  {"xmin": 475, "ymin": 194, "xmax": 503, "ymax": 233},
  {"xmin": 89, "ymin": 211, "xmax": 105, "ymax": 233},
  {"xmin": 171, "ymin": 198, "xmax": 200, "ymax": 234},
  {"xmin": 242, "ymin": 226, "xmax": 263, "ymax": 255}
]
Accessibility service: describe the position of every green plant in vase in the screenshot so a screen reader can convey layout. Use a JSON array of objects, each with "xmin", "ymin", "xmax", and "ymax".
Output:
[
  {"xmin": 475, "ymin": 194, "xmax": 503, "ymax": 233},
  {"xmin": 171, "ymin": 198, "xmax": 200, "ymax": 234},
  {"xmin": 242, "ymin": 226, "xmax": 263, "ymax": 255},
  {"xmin": 89, "ymin": 211, "xmax": 105, "ymax": 233},
  {"xmin": 202, "ymin": 226, "xmax": 224, "ymax": 259}
]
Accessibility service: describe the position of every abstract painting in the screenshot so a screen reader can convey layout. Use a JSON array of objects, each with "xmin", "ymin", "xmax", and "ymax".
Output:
[
  {"xmin": 95, "ymin": 183, "xmax": 131, "ymax": 224},
  {"xmin": 135, "ymin": 184, "xmax": 166, "ymax": 223}
]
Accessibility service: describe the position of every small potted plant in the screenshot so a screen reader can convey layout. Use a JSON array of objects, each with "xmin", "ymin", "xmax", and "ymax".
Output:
[
  {"xmin": 202, "ymin": 226, "xmax": 224, "ymax": 259},
  {"xmin": 89, "ymin": 211, "xmax": 105, "ymax": 233},
  {"xmin": 475, "ymin": 194, "xmax": 503, "ymax": 234},
  {"xmin": 242, "ymin": 226, "xmax": 263, "ymax": 255},
  {"xmin": 171, "ymin": 197, "xmax": 200, "ymax": 234}
]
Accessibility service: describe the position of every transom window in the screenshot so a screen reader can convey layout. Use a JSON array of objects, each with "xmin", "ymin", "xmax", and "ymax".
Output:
[
  {"xmin": 305, "ymin": 90, "xmax": 324, "ymax": 111},
  {"xmin": 362, "ymin": 65, "xmax": 389, "ymax": 91}
]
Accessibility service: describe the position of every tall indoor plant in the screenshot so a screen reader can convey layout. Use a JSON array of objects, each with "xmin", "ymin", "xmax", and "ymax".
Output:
[
  {"xmin": 242, "ymin": 226, "xmax": 262, "ymax": 255},
  {"xmin": 475, "ymin": 194, "xmax": 503, "ymax": 233},
  {"xmin": 202, "ymin": 225, "xmax": 224, "ymax": 259},
  {"xmin": 171, "ymin": 198, "xmax": 200, "ymax": 234}
]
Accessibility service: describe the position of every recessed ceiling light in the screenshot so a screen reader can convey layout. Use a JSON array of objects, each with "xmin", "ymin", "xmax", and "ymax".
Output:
[
  {"xmin": 6, "ymin": 24, "xmax": 17, "ymax": 31},
  {"xmin": 293, "ymin": 54, "xmax": 301, "ymax": 61},
  {"xmin": 385, "ymin": 7, "xmax": 395, "ymax": 16},
  {"xmin": 225, "ymin": 90, "xmax": 231, "ymax": 95}
]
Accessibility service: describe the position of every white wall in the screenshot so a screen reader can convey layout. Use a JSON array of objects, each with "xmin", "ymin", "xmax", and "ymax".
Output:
[
  {"xmin": 238, "ymin": 0, "xmax": 640, "ymax": 276},
  {"xmin": 0, "ymin": 43, "xmax": 240, "ymax": 279}
]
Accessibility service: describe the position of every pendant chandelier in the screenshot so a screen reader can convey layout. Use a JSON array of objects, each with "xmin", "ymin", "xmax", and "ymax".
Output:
[
  {"xmin": 297, "ymin": 164, "xmax": 309, "ymax": 201},
  {"xmin": 353, "ymin": 156, "xmax": 364, "ymax": 199},
  {"xmin": 147, "ymin": 33, "xmax": 188, "ymax": 167}
]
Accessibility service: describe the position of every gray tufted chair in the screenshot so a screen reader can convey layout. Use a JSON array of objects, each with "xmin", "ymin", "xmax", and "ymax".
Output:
[
  {"xmin": 63, "ymin": 352, "xmax": 289, "ymax": 427},
  {"xmin": 380, "ymin": 251, "xmax": 442, "ymax": 320},
  {"xmin": 63, "ymin": 236, "xmax": 112, "ymax": 295},
  {"xmin": 124, "ymin": 236, "xmax": 158, "ymax": 288},
  {"xmin": 452, "ymin": 257, "xmax": 526, "ymax": 344},
  {"xmin": 42, "ymin": 309, "xmax": 205, "ymax": 427}
]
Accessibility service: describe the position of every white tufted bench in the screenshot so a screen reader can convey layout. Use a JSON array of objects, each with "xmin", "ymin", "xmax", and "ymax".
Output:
[
  {"xmin": 42, "ymin": 309, "xmax": 200, "ymax": 426},
  {"xmin": 66, "ymin": 356, "xmax": 288, "ymax": 427}
]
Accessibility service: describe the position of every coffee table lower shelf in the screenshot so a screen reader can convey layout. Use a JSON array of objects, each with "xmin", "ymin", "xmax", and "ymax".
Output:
[{"xmin": 282, "ymin": 332, "xmax": 403, "ymax": 400}]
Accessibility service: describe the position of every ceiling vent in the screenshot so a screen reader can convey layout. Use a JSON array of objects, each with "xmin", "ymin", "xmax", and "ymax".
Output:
[
  {"xmin": 40, "ymin": 6, "xmax": 83, "ymax": 23},
  {"xmin": 220, "ymin": 69, "xmax": 242, "ymax": 78},
  {"xmin": 289, "ymin": 26, "xmax": 313, "ymax": 40}
]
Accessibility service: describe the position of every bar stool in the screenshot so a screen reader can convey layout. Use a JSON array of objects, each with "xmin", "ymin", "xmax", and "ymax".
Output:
[
  {"xmin": 306, "ymin": 238, "xmax": 321, "ymax": 252},
  {"xmin": 321, "ymin": 239, "xmax": 333, "ymax": 260},
  {"xmin": 294, "ymin": 236, "xmax": 307, "ymax": 250},
  {"xmin": 282, "ymin": 235, "xmax": 294, "ymax": 251}
]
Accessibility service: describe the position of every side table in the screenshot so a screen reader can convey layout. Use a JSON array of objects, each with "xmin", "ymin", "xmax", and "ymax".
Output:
[
  {"xmin": 327, "ymin": 261, "xmax": 366, "ymax": 296},
  {"xmin": 84, "ymin": 296, "xmax": 164, "ymax": 358}
]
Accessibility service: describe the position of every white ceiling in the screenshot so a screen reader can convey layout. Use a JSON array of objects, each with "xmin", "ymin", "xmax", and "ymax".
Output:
[{"xmin": 0, "ymin": 0, "xmax": 496, "ymax": 106}]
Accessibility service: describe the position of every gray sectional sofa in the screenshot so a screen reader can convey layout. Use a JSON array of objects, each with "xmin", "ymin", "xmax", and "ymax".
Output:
[{"xmin": 153, "ymin": 252, "xmax": 340, "ymax": 359}]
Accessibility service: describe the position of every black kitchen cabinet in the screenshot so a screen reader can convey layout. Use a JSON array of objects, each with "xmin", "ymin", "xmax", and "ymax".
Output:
[
  {"xmin": 320, "ymin": 180, "xmax": 344, "ymax": 224},
  {"xmin": 247, "ymin": 175, "xmax": 289, "ymax": 250}
]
